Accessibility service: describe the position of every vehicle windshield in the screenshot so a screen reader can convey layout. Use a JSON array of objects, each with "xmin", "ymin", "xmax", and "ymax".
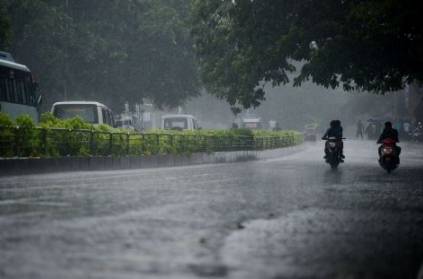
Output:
[
  {"xmin": 243, "ymin": 121, "xmax": 261, "ymax": 129},
  {"xmin": 53, "ymin": 104, "xmax": 98, "ymax": 123},
  {"xmin": 164, "ymin": 118, "xmax": 188, "ymax": 129},
  {"xmin": 0, "ymin": 65, "xmax": 37, "ymax": 106},
  {"xmin": 116, "ymin": 119, "xmax": 132, "ymax": 126}
]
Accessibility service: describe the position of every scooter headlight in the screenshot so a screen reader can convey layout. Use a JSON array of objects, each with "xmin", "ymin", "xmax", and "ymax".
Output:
[
  {"xmin": 328, "ymin": 142, "xmax": 336, "ymax": 148},
  {"xmin": 383, "ymin": 147, "xmax": 393, "ymax": 154}
]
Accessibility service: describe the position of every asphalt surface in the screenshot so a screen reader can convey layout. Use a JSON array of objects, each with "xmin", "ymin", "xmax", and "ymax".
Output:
[{"xmin": 1, "ymin": 140, "xmax": 423, "ymax": 279}]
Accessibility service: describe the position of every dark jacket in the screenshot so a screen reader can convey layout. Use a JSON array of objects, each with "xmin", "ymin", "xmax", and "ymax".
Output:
[
  {"xmin": 378, "ymin": 128, "xmax": 399, "ymax": 143},
  {"xmin": 323, "ymin": 126, "xmax": 343, "ymax": 139}
]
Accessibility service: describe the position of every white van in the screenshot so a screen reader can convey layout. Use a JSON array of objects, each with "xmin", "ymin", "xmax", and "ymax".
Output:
[
  {"xmin": 242, "ymin": 117, "xmax": 262, "ymax": 129},
  {"xmin": 161, "ymin": 114, "xmax": 199, "ymax": 131},
  {"xmin": 115, "ymin": 115, "xmax": 135, "ymax": 130},
  {"xmin": 51, "ymin": 101, "xmax": 115, "ymax": 127}
]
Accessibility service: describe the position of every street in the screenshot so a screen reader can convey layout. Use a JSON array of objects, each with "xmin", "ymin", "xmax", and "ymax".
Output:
[{"xmin": 1, "ymin": 140, "xmax": 423, "ymax": 279}]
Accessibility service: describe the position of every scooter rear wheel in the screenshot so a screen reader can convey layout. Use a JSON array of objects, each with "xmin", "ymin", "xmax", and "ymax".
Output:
[{"xmin": 330, "ymin": 162, "xmax": 339, "ymax": 169}]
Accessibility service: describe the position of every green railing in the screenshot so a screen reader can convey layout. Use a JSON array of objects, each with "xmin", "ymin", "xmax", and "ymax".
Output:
[{"xmin": 0, "ymin": 126, "xmax": 303, "ymax": 158}]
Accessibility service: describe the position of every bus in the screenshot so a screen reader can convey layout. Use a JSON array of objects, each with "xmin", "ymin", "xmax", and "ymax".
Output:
[{"xmin": 0, "ymin": 51, "xmax": 40, "ymax": 122}]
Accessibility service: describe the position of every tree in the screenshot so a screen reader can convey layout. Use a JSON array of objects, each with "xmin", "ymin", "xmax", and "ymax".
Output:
[
  {"xmin": 0, "ymin": 0, "xmax": 10, "ymax": 49},
  {"xmin": 3, "ymin": 0, "xmax": 199, "ymax": 111},
  {"xmin": 191, "ymin": 0, "xmax": 423, "ymax": 111}
]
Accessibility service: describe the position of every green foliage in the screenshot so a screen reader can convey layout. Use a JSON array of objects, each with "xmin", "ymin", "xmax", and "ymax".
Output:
[
  {"xmin": 15, "ymin": 114, "xmax": 37, "ymax": 156},
  {"xmin": 252, "ymin": 130, "xmax": 303, "ymax": 150},
  {"xmin": 16, "ymin": 114, "xmax": 35, "ymax": 128},
  {"xmin": 0, "ymin": 0, "xmax": 10, "ymax": 48},
  {"xmin": 4, "ymin": 0, "xmax": 199, "ymax": 111},
  {"xmin": 0, "ymin": 113, "xmax": 303, "ymax": 158},
  {"xmin": 0, "ymin": 112, "xmax": 13, "ymax": 126},
  {"xmin": 0, "ymin": 112, "xmax": 14, "ymax": 157},
  {"xmin": 191, "ymin": 0, "xmax": 422, "ymax": 110},
  {"xmin": 39, "ymin": 112, "xmax": 62, "ymax": 127}
]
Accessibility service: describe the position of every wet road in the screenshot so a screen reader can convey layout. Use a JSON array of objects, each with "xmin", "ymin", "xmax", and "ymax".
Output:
[{"xmin": 1, "ymin": 140, "xmax": 423, "ymax": 279}]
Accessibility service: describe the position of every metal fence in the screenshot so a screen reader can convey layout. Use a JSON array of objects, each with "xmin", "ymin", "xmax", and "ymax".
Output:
[{"xmin": 0, "ymin": 126, "xmax": 300, "ymax": 158}]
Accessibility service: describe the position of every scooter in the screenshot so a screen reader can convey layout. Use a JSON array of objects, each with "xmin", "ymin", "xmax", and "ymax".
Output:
[
  {"xmin": 323, "ymin": 137, "xmax": 344, "ymax": 169},
  {"xmin": 410, "ymin": 124, "xmax": 423, "ymax": 142},
  {"xmin": 378, "ymin": 138, "xmax": 399, "ymax": 173}
]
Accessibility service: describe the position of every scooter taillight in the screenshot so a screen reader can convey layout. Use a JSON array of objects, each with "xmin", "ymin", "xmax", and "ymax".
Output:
[{"xmin": 382, "ymin": 138, "xmax": 396, "ymax": 146}]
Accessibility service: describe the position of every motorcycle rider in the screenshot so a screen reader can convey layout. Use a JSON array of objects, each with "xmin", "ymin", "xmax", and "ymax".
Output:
[
  {"xmin": 412, "ymin": 121, "xmax": 423, "ymax": 141},
  {"xmin": 322, "ymin": 120, "xmax": 344, "ymax": 161},
  {"xmin": 377, "ymin": 121, "xmax": 401, "ymax": 162}
]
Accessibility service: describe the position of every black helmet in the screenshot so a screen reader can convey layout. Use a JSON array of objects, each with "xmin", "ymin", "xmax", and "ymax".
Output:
[{"xmin": 385, "ymin": 121, "xmax": 392, "ymax": 128}]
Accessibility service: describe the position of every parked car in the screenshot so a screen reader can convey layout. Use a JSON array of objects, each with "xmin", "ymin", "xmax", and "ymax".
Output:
[
  {"xmin": 51, "ymin": 101, "xmax": 115, "ymax": 127},
  {"xmin": 161, "ymin": 114, "xmax": 199, "ymax": 131}
]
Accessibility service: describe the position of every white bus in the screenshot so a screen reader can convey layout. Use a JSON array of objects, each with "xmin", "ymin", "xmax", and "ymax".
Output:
[{"xmin": 0, "ymin": 52, "xmax": 40, "ymax": 122}]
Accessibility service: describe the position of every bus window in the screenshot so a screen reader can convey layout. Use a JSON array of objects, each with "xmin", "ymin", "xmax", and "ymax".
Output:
[
  {"xmin": 109, "ymin": 112, "xmax": 115, "ymax": 127},
  {"xmin": 27, "ymin": 80, "xmax": 35, "ymax": 105},
  {"xmin": 23, "ymin": 81, "xmax": 30, "ymax": 105},
  {"xmin": 12, "ymin": 79, "xmax": 17, "ymax": 103},
  {"xmin": 102, "ymin": 108, "xmax": 114, "ymax": 126},
  {"xmin": 22, "ymin": 80, "xmax": 29, "ymax": 105},
  {"xmin": 193, "ymin": 119, "xmax": 199, "ymax": 129},
  {"xmin": 12, "ymin": 80, "xmax": 18, "ymax": 103},
  {"xmin": 6, "ymin": 79, "xmax": 15, "ymax": 103},
  {"xmin": 0, "ymin": 79, "xmax": 6, "ymax": 101},
  {"xmin": 107, "ymin": 110, "xmax": 114, "ymax": 126},
  {"xmin": 16, "ymin": 80, "xmax": 24, "ymax": 104},
  {"xmin": 3, "ymin": 79, "xmax": 8, "ymax": 101},
  {"xmin": 102, "ymin": 108, "xmax": 107, "ymax": 125}
]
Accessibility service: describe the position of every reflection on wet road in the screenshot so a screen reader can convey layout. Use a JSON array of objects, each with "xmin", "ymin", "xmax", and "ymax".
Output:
[{"xmin": 1, "ymin": 140, "xmax": 423, "ymax": 279}]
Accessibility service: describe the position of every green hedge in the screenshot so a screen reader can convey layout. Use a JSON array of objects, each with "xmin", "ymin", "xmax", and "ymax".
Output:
[{"xmin": 0, "ymin": 112, "xmax": 303, "ymax": 158}]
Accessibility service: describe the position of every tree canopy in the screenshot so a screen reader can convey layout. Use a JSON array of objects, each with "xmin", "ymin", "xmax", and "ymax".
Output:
[
  {"xmin": 1, "ymin": 0, "xmax": 199, "ymax": 111},
  {"xmin": 0, "ymin": 0, "xmax": 10, "ymax": 49},
  {"xmin": 191, "ymin": 0, "xmax": 423, "ymax": 111}
]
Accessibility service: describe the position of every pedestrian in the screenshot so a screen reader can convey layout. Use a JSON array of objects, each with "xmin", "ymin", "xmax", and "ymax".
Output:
[
  {"xmin": 403, "ymin": 121, "xmax": 411, "ymax": 134},
  {"xmin": 403, "ymin": 120, "xmax": 411, "ymax": 140},
  {"xmin": 356, "ymin": 120, "xmax": 364, "ymax": 139}
]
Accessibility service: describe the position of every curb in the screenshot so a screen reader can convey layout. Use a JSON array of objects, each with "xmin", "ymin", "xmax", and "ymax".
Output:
[{"xmin": 0, "ymin": 145, "xmax": 304, "ymax": 177}]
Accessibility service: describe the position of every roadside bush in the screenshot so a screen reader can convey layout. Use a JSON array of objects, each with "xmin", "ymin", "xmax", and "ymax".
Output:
[
  {"xmin": 15, "ymin": 115, "xmax": 38, "ymax": 157},
  {"xmin": 0, "ymin": 113, "xmax": 303, "ymax": 158},
  {"xmin": 0, "ymin": 113, "xmax": 15, "ymax": 157},
  {"xmin": 0, "ymin": 112, "xmax": 14, "ymax": 126}
]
